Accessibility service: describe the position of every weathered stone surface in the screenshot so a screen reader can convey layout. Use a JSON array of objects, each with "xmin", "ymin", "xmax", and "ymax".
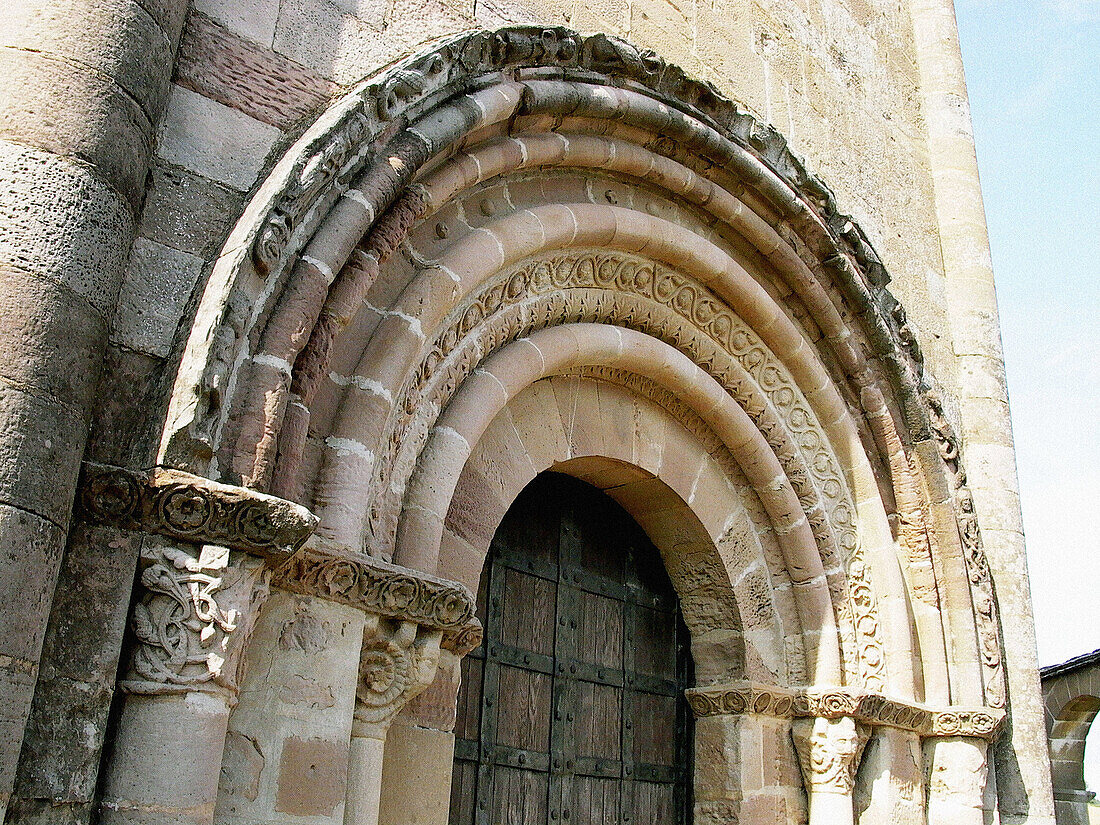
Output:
[
  {"xmin": 155, "ymin": 84, "xmax": 282, "ymax": 192},
  {"xmin": 0, "ymin": 384, "xmax": 86, "ymax": 527},
  {"xmin": 2, "ymin": 0, "xmax": 175, "ymax": 122},
  {"xmin": 139, "ymin": 161, "xmax": 245, "ymax": 257},
  {"xmin": 0, "ymin": 48, "xmax": 152, "ymax": 212},
  {"xmin": 78, "ymin": 463, "xmax": 318, "ymax": 559},
  {"xmin": 85, "ymin": 345, "xmax": 167, "ymax": 467},
  {"xmin": 0, "ymin": 269, "xmax": 109, "ymax": 412},
  {"xmin": 10, "ymin": 524, "xmax": 141, "ymax": 806},
  {"xmin": 111, "ymin": 238, "xmax": 204, "ymax": 358},
  {"xmin": 176, "ymin": 11, "xmax": 337, "ymax": 129},
  {"xmin": 0, "ymin": 140, "xmax": 133, "ymax": 319}
]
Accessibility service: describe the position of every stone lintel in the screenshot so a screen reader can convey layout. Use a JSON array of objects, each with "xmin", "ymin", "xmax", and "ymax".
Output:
[
  {"xmin": 273, "ymin": 544, "xmax": 480, "ymax": 648},
  {"xmin": 686, "ymin": 682, "xmax": 1005, "ymax": 740},
  {"xmin": 77, "ymin": 461, "xmax": 318, "ymax": 560}
]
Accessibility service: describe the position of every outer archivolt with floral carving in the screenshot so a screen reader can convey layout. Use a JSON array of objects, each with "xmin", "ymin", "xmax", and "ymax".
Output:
[{"xmin": 160, "ymin": 24, "xmax": 1008, "ymax": 728}]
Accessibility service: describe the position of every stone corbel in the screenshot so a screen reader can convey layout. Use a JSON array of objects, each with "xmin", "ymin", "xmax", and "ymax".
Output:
[
  {"xmin": 791, "ymin": 715, "xmax": 870, "ymax": 825},
  {"xmin": 343, "ymin": 597, "xmax": 480, "ymax": 825},
  {"xmin": 353, "ymin": 616, "xmax": 445, "ymax": 740}
]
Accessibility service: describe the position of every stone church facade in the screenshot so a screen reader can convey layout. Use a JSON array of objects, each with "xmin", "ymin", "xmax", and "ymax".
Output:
[{"xmin": 0, "ymin": 0, "xmax": 1056, "ymax": 822}]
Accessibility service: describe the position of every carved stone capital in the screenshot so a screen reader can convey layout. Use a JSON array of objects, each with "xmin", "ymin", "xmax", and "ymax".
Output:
[
  {"xmin": 274, "ymin": 544, "xmax": 475, "ymax": 630},
  {"xmin": 791, "ymin": 716, "xmax": 870, "ymax": 795},
  {"xmin": 120, "ymin": 539, "xmax": 271, "ymax": 698},
  {"xmin": 78, "ymin": 462, "xmax": 318, "ymax": 561},
  {"xmin": 352, "ymin": 617, "xmax": 443, "ymax": 739}
]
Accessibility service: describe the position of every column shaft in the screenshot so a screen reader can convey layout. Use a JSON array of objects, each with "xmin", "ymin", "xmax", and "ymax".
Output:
[
  {"xmin": 0, "ymin": 0, "xmax": 186, "ymax": 815},
  {"xmin": 924, "ymin": 736, "xmax": 988, "ymax": 825}
]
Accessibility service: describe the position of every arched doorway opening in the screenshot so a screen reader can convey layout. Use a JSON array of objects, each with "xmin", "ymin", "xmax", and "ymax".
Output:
[{"xmin": 449, "ymin": 472, "xmax": 693, "ymax": 824}]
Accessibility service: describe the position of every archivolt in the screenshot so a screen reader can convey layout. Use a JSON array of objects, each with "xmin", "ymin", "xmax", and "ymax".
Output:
[{"xmin": 159, "ymin": 27, "xmax": 1003, "ymax": 709}]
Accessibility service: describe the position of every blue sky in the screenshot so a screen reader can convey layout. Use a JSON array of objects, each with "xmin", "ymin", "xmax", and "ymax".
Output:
[
  {"xmin": 954, "ymin": 0, "xmax": 1099, "ymax": 665},
  {"xmin": 954, "ymin": 0, "xmax": 1100, "ymax": 787}
]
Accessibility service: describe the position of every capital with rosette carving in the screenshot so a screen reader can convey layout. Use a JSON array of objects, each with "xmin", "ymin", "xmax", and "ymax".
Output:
[{"xmin": 352, "ymin": 616, "xmax": 444, "ymax": 739}]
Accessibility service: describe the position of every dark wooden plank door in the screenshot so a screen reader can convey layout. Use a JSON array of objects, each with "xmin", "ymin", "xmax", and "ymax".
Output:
[{"xmin": 449, "ymin": 473, "xmax": 692, "ymax": 825}]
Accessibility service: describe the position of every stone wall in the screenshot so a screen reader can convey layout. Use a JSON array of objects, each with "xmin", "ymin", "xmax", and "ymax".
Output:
[{"xmin": 0, "ymin": 0, "xmax": 1052, "ymax": 821}]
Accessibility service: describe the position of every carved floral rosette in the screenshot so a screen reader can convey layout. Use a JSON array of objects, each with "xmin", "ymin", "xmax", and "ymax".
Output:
[
  {"xmin": 685, "ymin": 682, "xmax": 1005, "ymax": 741},
  {"xmin": 274, "ymin": 546, "xmax": 475, "ymax": 630},
  {"xmin": 79, "ymin": 462, "xmax": 318, "ymax": 559}
]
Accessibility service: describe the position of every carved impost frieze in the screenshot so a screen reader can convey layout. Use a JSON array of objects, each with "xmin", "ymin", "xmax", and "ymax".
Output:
[
  {"xmin": 685, "ymin": 682, "xmax": 1005, "ymax": 741},
  {"xmin": 791, "ymin": 715, "xmax": 870, "ymax": 795},
  {"xmin": 121, "ymin": 539, "xmax": 271, "ymax": 698},
  {"xmin": 78, "ymin": 462, "xmax": 319, "ymax": 561},
  {"xmin": 353, "ymin": 617, "xmax": 443, "ymax": 739},
  {"xmin": 273, "ymin": 544, "xmax": 476, "ymax": 631}
]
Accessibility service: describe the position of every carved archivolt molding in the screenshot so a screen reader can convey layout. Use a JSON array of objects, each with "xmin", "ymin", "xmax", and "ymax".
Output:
[
  {"xmin": 79, "ymin": 462, "xmax": 317, "ymax": 559},
  {"xmin": 248, "ymin": 29, "xmax": 886, "ymax": 287},
  {"xmin": 379, "ymin": 252, "xmax": 885, "ymax": 689},
  {"xmin": 273, "ymin": 545, "xmax": 476, "ymax": 632},
  {"xmin": 159, "ymin": 25, "xmax": 1005, "ymax": 711},
  {"xmin": 686, "ymin": 681, "xmax": 1005, "ymax": 741}
]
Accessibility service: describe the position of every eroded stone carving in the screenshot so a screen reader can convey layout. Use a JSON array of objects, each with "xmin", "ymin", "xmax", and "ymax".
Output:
[
  {"xmin": 353, "ymin": 618, "xmax": 443, "ymax": 738},
  {"xmin": 441, "ymin": 620, "xmax": 484, "ymax": 656},
  {"xmin": 121, "ymin": 540, "xmax": 270, "ymax": 696},
  {"xmin": 926, "ymin": 390, "xmax": 1005, "ymax": 709},
  {"xmin": 685, "ymin": 681, "xmax": 1005, "ymax": 741},
  {"xmin": 245, "ymin": 26, "xmax": 887, "ymax": 338},
  {"xmin": 792, "ymin": 716, "xmax": 870, "ymax": 794},
  {"xmin": 79, "ymin": 462, "xmax": 318, "ymax": 559},
  {"xmin": 274, "ymin": 546, "xmax": 475, "ymax": 630}
]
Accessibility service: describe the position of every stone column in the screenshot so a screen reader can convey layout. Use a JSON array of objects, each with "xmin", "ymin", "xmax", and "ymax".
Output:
[
  {"xmin": 924, "ymin": 736, "xmax": 989, "ymax": 825},
  {"xmin": 0, "ymin": 0, "xmax": 186, "ymax": 812},
  {"xmin": 855, "ymin": 727, "xmax": 924, "ymax": 825},
  {"xmin": 345, "ymin": 618, "xmax": 443, "ymax": 825},
  {"xmin": 99, "ymin": 540, "xmax": 270, "ymax": 825},
  {"xmin": 909, "ymin": 0, "xmax": 1055, "ymax": 821},
  {"xmin": 791, "ymin": 716, "xmax": 870, "ymax": 825}
]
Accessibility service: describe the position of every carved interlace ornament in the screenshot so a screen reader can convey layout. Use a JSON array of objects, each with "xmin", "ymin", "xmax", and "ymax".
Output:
[
  {"xmin": 791, "ymin": 716, "xmax": 870, "ymax": 794},
  {"xmin": 685, "ymin": 682, "xmax": 1004, "ymax": 741},
  {"xmin": 122, "ymin": 540, "xmax": 270, "ymax": 696},
  {"xmin": 353, "ymin": 618, "xmax": 443, "ymax": 738}
]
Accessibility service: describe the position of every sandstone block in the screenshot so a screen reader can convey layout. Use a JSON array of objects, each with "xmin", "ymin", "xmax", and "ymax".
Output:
[
  {"xmin": 111, "ymin": 238, "xmax": 204, "ymax": 358},
  {"xmin": 155, "ymin": 84, "xmax": 282, "ymax": 192},
  {"xmin": 0, "ymin": 139, "xmax": 133, "ymax": 318},
  {"xmin": 0, "ymin": 268, "xmax": 109, "ymax": 412},
  {"xmin": 0, "ymin": 48, "xmax": 152, "ymax": 211},
  {"xmin": 2, "ymin": 0, "xmax": 175, "ymax": 122},
  {"xmin": 0, "ymin": 383, "xmax": 87, "ymax": 526},
  {"xmin": 139, "ymin": 161, "xmax": 244, "ymax": 257}
]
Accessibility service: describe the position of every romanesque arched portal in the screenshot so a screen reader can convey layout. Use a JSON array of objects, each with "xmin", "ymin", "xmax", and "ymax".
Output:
[{"xmin": 84, "ymin": 27, "xmax": 1009, "ymax": 825}]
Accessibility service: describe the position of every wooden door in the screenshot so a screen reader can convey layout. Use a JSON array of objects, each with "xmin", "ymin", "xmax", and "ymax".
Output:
[{"xmin": 449, "ymin": 473, "xmax": 693, "ymax": 825}]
